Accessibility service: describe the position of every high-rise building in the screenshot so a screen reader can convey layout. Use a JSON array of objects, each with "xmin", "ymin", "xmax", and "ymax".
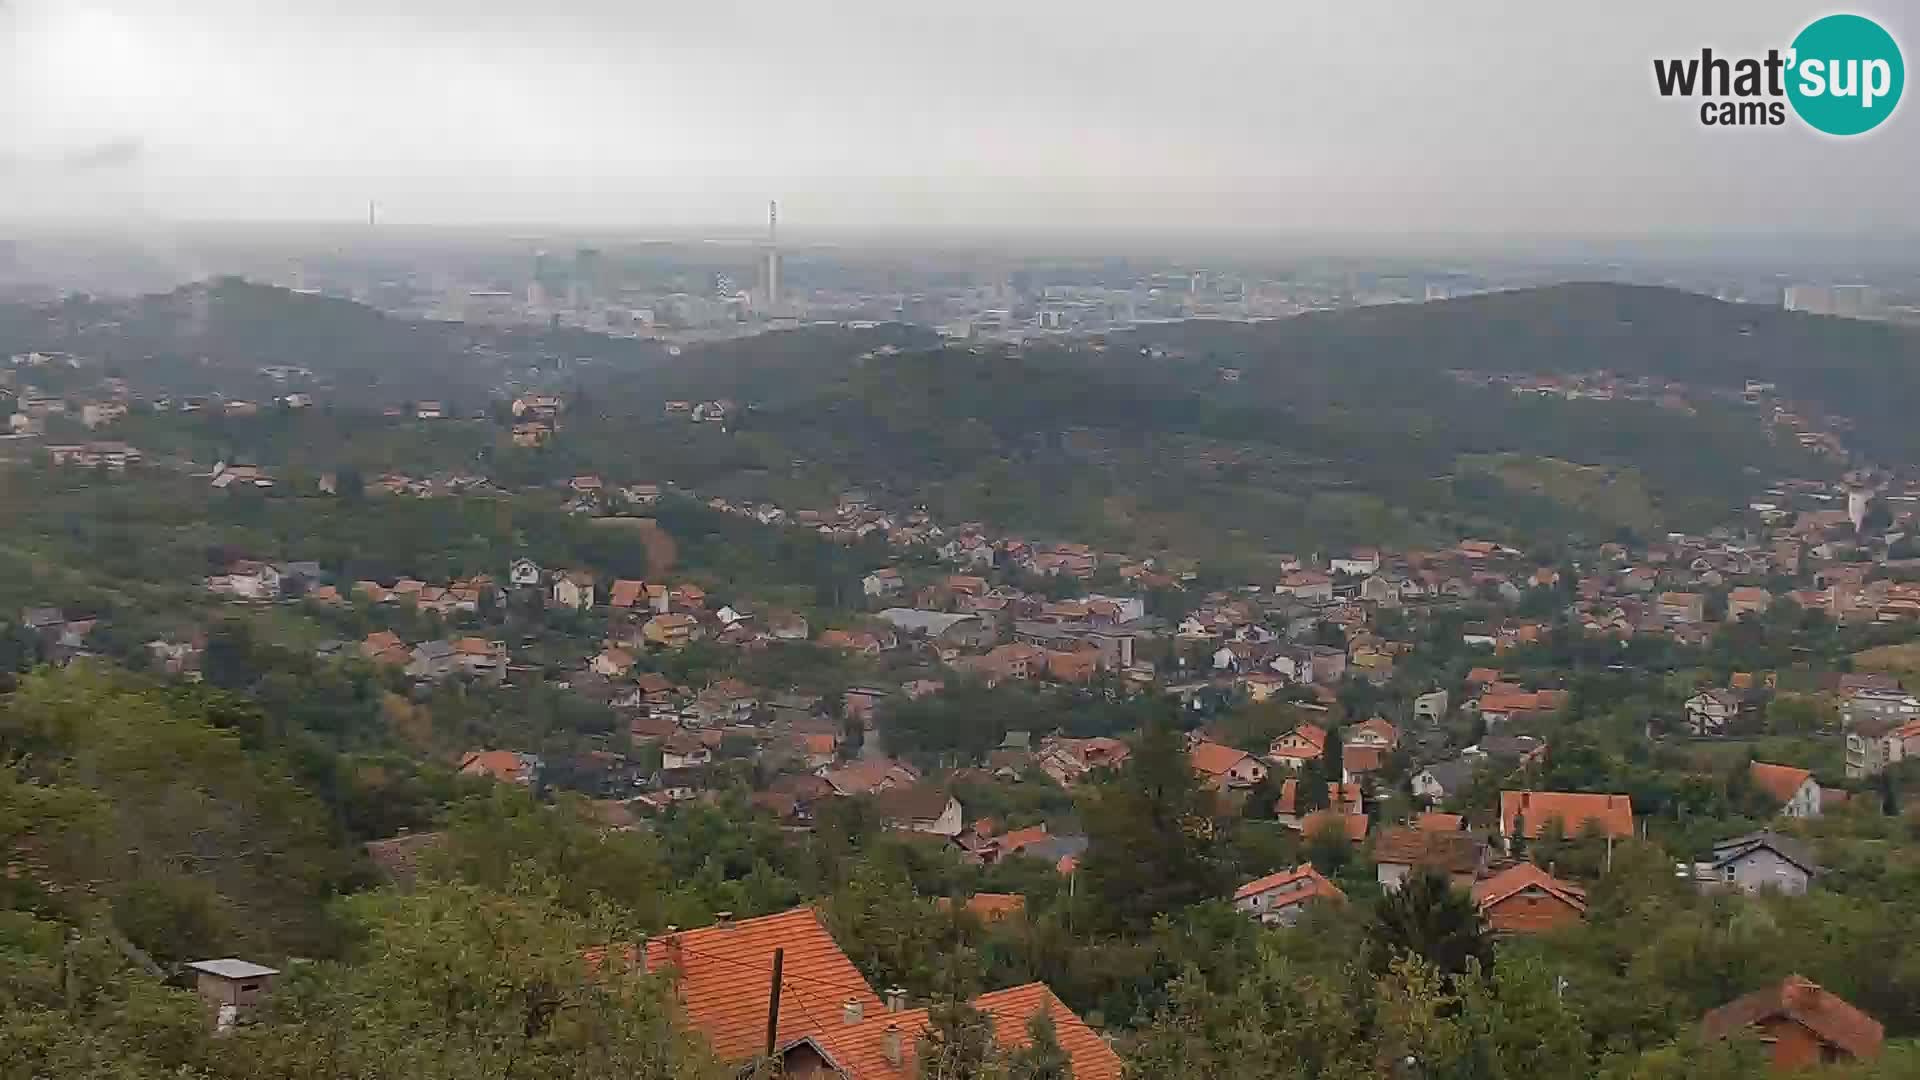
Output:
[{"xmin": 763, "ymin": 201, "xmax": 782, "ymax": 312}]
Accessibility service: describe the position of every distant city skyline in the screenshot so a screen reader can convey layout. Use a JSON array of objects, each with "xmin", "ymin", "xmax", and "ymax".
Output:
[{"xmin": 2, "ymin": 1, "xmax": 1916, "ymax": 238}]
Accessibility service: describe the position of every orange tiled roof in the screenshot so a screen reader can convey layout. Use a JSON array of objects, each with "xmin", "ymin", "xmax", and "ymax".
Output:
[
  {"xmin": 936, "ymin": 893, "xmax": 1027, "ymax": 922},
  {"xmin": 1233, "ymin": 863, "xmax": 1345, "ymax": 904},
  {"xmin": 997, "ymin": 825, "xmax": 1051, "ymax": 854},
  {"xmin": 458, "ymin": 750, "xmax": 528, "ymax": 783},
  {"xmin": 1373, "ymin": 827, "xmax": 1481, "ymax": 874},
  {"xmin": 1189, "ymin": 740, "xmax": 1252, "ymax": 777},
  {"xmin": 609, "ymin": 579, "xmax": 647, "ymax": 608},
  {"xmin": 1701, "ymin": 975, "xmax": 1883, "ymax": 1062},
  {"xmin": 1267, "ymin": 724, "xmax": 1327, "ymax": 760},
  {"xmin": 1416, "ymin": 812, "xmax": 1464, "ymax": 833},
  {"xmin": 1750, "ymin": 761, "xmax": 1815, "ymax": 805},
  {"xmin": 1472, "ymin": 862, "xmax": 1587, "ymax": 931},
  {"xmin": 805, "ymin": 982, "xmax": 1122, "ymax": 1080},
  {"xmin": 1275, "ymin": 780, "xmax": 1361, "ymax": 817},
  {"xmin": 1300, "ymin": 810, "xmax": 1368, "ymax": 842},
  {"xmin": 1499, "ymin": 791, "xmax": 1633, "ymax": 839},
  {"xmin": 633, "ymin": 908, "xmax": 883, "ymax": 1063},
  {"xmin": 1342, "ymin": 746, "xmax": 1388, "ymax": 773}
]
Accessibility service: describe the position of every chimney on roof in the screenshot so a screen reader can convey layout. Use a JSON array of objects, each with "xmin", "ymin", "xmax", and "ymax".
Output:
[
  {"xmin": 886, "ymin": 987, "xmax": 907, "ymax": 1013},
  {"xmin": 1783, "ymin": 975, "xmax": 1818, "ymax": 1010},
  {"xmin": 844, "ymin": 1000, "xmax": 864, "ymax": 1025},
  {"xmin": 882, "ymin": 1023, "xmax": 903, "ymax": 1066},
  {"xmin": 715, "ymin": 911, "xmax": 735, "ymax": 929},
  {"xmin": 664, "ymin": 927, "xmax": 681, "ymax": 966}
]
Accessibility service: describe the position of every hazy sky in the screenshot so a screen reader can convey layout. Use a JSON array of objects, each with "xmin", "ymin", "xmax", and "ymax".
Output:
[{"xmin": 2, "ymin": 0, "xmax": 1915, "ymax": 236}]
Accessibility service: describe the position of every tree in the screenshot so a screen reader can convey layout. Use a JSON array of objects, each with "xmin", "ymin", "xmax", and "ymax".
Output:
[
  {"xmin": 214, "ymin": 880, "xmax": 727, "ymax": 1080},
  {"xmin": 1371, "ymin": 868, "xmax": 1491, "ymax": 977},
  {"xmin": 336, "ymin": 465, "xmax": 366, "ymax": 500},
  {"xmin": 917, "ymin": 999, "xmax": 996, "ymax": 1080},
  {"xmin": 1861, "ymin": 497, "xmax": 1893, "ymax": 537},
  {"xmin": 1304, "ymin": 815, "xmax": 1353, "ymax": 878},
  {"xmin": 1456, "ymin": 954, "xmax": 1591, "ymax": 1080},
  {"xmin": 1005, "ymin": 1010, "xmax": 1072, "ymax": 1080},
  {"xmin": 1075, "ymin": 718, "xmax": 1226, "ymax": 931}
]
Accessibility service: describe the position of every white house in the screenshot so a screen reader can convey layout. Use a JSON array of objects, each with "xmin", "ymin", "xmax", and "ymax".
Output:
[
  {"xmin": 1750, "ymin": 761, "xmax": 1822, "ymax": 819},
  {"xmin": 661, "ymin": 734, "xmax": 714, "ymax": 770},
  {"xmin": 509, "ymin": 558, "xmax": 543, "ymax": 588},
  {"xmin": 1232, "ymin": 865, "xmax": 1344, "ymax": 927},
  {"xmin": 1684, "ymin": 689, "xmax": 1743, "ymax": 736},
  {"xmin": 1329, "ymin": 550, "xmax": 1381, "ymax": 577},
  {"xmin": 551, "ymin": 572, "xmax": 594, "ymax": 611},
  {"xmin": 874, "ymin": 786, "xmax": 965, "ymax": 837}
]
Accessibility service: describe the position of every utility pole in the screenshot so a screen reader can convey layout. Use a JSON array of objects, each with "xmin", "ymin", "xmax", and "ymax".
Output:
[{"xmin": 762, "ymin": 947, "xmax": 785, "ymax": 1060}]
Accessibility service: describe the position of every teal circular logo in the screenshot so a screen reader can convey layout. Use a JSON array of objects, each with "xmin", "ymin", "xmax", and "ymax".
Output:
[{"xmin": 1788, "ymin": 14, "xmax": 1904, "ymax": 135}]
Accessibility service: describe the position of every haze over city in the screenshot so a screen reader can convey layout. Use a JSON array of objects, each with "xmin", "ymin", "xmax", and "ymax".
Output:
[{"xmin": 3, "ymin": 0, "xmax": 1917, "ymax": 241}]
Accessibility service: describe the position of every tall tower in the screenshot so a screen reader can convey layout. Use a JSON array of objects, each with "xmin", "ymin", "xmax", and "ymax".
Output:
[{"xmin": 763, "ymin": 200, "xmax": 782, "ymax": 313}]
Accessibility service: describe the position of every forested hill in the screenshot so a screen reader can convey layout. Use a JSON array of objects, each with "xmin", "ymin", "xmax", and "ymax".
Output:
[{"xmin": 1129, "ymin": 283, "xmax": 1920, "ymax": 459}]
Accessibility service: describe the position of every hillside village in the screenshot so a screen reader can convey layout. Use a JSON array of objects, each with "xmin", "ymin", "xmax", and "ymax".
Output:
[{"xmin": 12, "ymin": 324, "xmax": 1920, "ymax": 1075}]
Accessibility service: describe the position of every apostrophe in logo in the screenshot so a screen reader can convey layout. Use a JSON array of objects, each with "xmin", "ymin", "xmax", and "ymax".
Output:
[
  {"xmin": 1787, "ymin": 14, "xmax": 1904, "ymax": 135},
  {"xmin": 1653, "ymin": 13, "xmax": 1903, "ymax": 135}
]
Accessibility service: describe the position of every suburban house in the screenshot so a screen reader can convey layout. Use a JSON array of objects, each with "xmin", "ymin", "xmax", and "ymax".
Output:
[
  {"xmin": 1372, "ymin": 826, "xmax": 1486, "ymax": 893},
  {"xmin": 1472, "ymin": 862, "xmax": 1588, "ymax": 934},
  {"xmin": 1692, "ymin": 831, "xmax": 1821, "ymax": 896},
  {"xmin": 1345, "ymin": 717, "xmax": 1398, "ymax": 753},
  {"xmin": 508, "ymin": 557, "xmax": 542, "ymax": 588},
  {"xmin": 1266, "ymin": 724, "xmax": 1327, "ymax": 769},
  {"xmin": 608, "ymin": 579, "xmax": 649, "ymax": 612},
  {"xmin": 872, "ymin": 784, "xmax": 965, "ymax": 837},
  {"xmin": 552, "ymin": 572, "xmax": 595, "ymax": 611},
  {"xmin": 1463, "ymin": 734, "xmax": 1550, "ymax": 770},
  {"xmin": 819, "ymin": 758, "xmax": 921, "ymax": 797},
  {"xmin": 1232, "ymin": 864, "xmax": 1345, "ymax": 927},
  {"xmin": 862, "ymin": 568, "xmax": 905, "ymax": 598},
  {"xmin": 1700, "ymin": 976, "xmax": 1883, "ymax": 1072},
  {"xmin": 1189, "ymin": 740, "xmax": 1269, "ymax": 791},
  {"xmin": 452, "ymin": 637, "xmax": 508, "ymax": 681},
  {"xmin": 1411, "ymin": 758, "xmax": 1477, "ymax": 804},
  {"xmin": 1330, "ymin": 549, "xmax": 1381, "ymax": 577},
  {"xmin": 591, "ymin": 647, "xmax": 637, "ymax": 677},
  {"xmin": 642, "ymin": 613, "xmax": 701, "ymax": 649},
  {"xmin": 1658, "ymin": 591, "xmax": 1707, "ymax": 623},
  {"xmin": 660, "ymin": 733, "xmax": 714, "ymax": 770},
  {"xmin": 1749, "ymin": 761, "xmax": 1822, "ymax": 819},
  {"xmin": 601, "ymin": 908, "xmax": 1122, "ymax": 1080},
  {"xmin": 1036, "ymin": 737, "xmax": 1131, "ymax": 786},
  {"xmin": 405, "ymin": 639, "xmax": 459, "ymax": 681},
  {"xmin": 1684, "ymin": 689, "xmax": 1749, "ymax": 736},
  {"xmin": 1412, "ymin": 689, "xmax": 1449, "ymax": 723},
  {"xmin": 1727, "ymin": 586, "xmax": 1773, "ymax": 619},
  {"xmin": 458, "ymin": 749, "xmax": 539, "ymax": 786},
  {"xmin": 1497, "ymin": 790, "xmax": 1634, "ymax": 848},
  {"xmin": 1840, "ymin": 687, "xmax": 1920, "ymax": 730},
  {"xmin": 1474, "ymin": 689, "xmax": 1568, "ymax": 728},
  {"xmin": 1273, "ymin": 780, "xmax": 1364, "ymax": 830},
  {"xmin": 1275, "ymin": 571, "xmax": 1334, "ymax": 604},
  {"xmin": 1844, "ymin": 719, "xmax": 1900, "ymax": 779}
]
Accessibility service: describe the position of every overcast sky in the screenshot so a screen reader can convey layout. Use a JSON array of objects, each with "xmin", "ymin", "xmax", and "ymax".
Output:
[{"xmin": 1, "ymin": 0, "xmax": 1915, "ymax": 238}]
